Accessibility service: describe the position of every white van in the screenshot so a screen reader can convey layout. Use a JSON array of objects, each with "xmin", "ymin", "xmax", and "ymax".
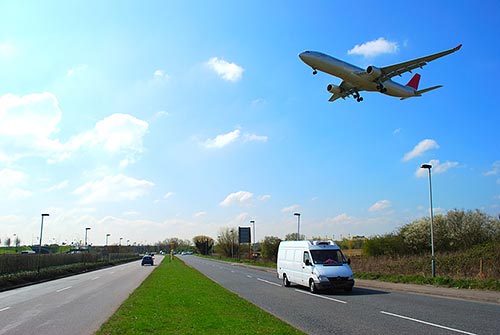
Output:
[{"xmin": 277, "ymin": 240, "xmax": 354, "ymax": 293}]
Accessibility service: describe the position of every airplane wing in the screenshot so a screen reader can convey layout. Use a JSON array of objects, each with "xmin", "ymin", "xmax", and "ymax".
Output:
[
  {"xmin": 329, "ymin": 81, "xmax": 357, "ymax": 102},
  {"xmin": 379, "ymin": 44, "xmax": 462, "ymax": 82}
]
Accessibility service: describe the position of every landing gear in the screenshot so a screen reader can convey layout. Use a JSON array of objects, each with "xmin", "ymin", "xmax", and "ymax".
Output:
[
  {"xmin": 352, "ymin": 91, "xmax": 363, "ymax": 102},
  {"xmin": 376, "ymin": 84, "xmax": 387, "ymax": 93},
  {"xmin": 312, "ymin": 69, "xmax": 317, "ymax": 75}
]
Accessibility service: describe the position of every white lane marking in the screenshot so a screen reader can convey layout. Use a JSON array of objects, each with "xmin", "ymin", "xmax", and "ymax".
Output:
[
  {"xmin": 380, "ymin": 311, "xmax": 477, "ymax": 335},
  {"xmin": 110, "ymin": 272, "xmax": 115, "ymax": 274},
  {"xmin": 246, "ymin": 275, "xmax": 253, "ymax": 278},
  {"xmin": 91, "ymin": 276, "xmax": 100, "ymax": 281},
  {"xmin": 0, "ymin": 307, "xmax": 11, "ymax": 312},
  {"xmin": 56, "ymin": 286, "xmax": 72, "ymax": 293},
  {"xmin": 257, "ymin": 278, "xmax": 282, "ymax": 287},
  {"xmin": 294, "ymin": 289, "xmax": 347, "ymax": 304}
]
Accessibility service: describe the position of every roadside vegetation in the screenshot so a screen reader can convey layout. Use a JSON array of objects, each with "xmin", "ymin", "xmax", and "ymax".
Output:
[
  {"xmin": 198, "ymin": 209, "xmax": 500, "ymax": 291},
  {"xmin": 96, "ymin": 257, "xmax": 304, "ymax": 335}
]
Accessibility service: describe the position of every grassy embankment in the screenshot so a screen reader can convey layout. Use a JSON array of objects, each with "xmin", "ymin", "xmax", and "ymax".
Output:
[{"xmin": 96, "ymin": 257, "xmax": 304, "ymax": 335}]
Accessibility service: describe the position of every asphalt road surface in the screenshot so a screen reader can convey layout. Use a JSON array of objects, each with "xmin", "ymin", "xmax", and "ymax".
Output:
[
  {"xmin": 0, "ymin": 255, "xmax": 163, "ymax": 335},
  {"xmin": 181, "ymin": 255, "xmax": 500, "ymax": 335}
]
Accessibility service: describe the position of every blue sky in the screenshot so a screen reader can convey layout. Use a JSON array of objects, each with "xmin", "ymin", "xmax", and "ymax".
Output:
[{"xmin": 1, "ymin": 1, "xmax": 499, "ymax": 246}]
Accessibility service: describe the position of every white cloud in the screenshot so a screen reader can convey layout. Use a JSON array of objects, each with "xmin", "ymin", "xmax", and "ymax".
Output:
[
  {"xmin": 193, "ymin": 211, "xmax": 207, "ymax": 218},
  {"xmin": 369, "ymin": 200, "xmax": 391, "ymax": 212},
  {"xmin": 8, "ymin": 188, "xmax": 32, "ymax": 200},
  {"xmin": 484, "ymin": 161, "xmax": 500, "ymax": 176},
  {"xmin": 69, "ymin": 113, "xmax": 148, "ymax": 154},
  {"xmin": 206, "ymin": 57, "xmax": 244, "ymax": 82},
  {"xmin": 415, "ymin": 159, "xmax": 459, "ymax": 177},
  {"xmin": 219, "ymin": 191, "xmax": 253, "ymax": 207},
  {"xmin": 403, "ymin": 139, "xmax": 439, "ymax": 162},
  {"xmin": 0, "ymin": 92, "xmax": 61, "ymax": 138},
  {"xmin": 66, "ymin": 64, "xmax": 88, "ymax": 77},
  {"xmin": 0, "ymin": 168, "xmax": 28, "ymax": 188},
  {"xmin": 0, "ymin": 42, "xmax": 17, "ymax": 58},
  {"xmin": 45, "ymin": 180, "xmax": 69, "ymax": 192},
  {"xmin": 243, "ymin": 133, "xmax": 268, "ymax": 143},
  {"xmin": 327, "ymin": 213, "xmax": 355, "ymax": 225},
  {"xmin": 258, "ymin": 194, "xmax": 271, "ymax": 201},
  {"xmin": 202, "ymin": 129, "xmax": 267, "ymax": 149},
  {"xmin": 281, "ymin": 204, "xmax": 300, "ymax": 213},
  {"xmin": 73, "ymin": 174, "xmax": 154, "ymax": 204},
  {"xmin": 153, "ymin": 69, "xmax": 170, "ymax": 81},
  {"xmin": 203, "ymin": 129, "xmax": 241, "ymax": 149},
  {"xmin": 347, "ymin": 37, "xmax": 399, "ymax": 57}
]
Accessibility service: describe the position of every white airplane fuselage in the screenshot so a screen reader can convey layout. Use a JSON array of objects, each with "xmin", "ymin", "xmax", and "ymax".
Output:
[{"xmin": 299, "ymin": 51, "xmax": 417, "ymax": 98}]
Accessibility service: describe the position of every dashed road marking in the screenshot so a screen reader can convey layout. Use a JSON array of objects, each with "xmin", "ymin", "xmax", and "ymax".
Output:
[
  {"xmin": 257, "ymin": 278, "xmax": 281, "ymax": 287},
  {"xmin": 295, "ymin": 289, "xmax": 347, "ymax": 304},
  {"xmin": 380, "ymin": 311, "xmax": 476, "ymax": 335},
  {"xmin": 56, "ymin": 286, "xmax": 72, "ymax": 293},
  {"xmin": 0, "ymin": 307, "xmax": 11, "ymax": 312}
]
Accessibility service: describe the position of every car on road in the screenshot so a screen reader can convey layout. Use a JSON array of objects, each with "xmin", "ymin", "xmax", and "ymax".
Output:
[{"xmin": 141, "ymin": 255, "xmax": 154, "ymax": 266}]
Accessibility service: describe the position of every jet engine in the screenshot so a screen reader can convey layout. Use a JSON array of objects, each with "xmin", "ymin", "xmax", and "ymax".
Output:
[
  {"xmin": 326, "ymin": 84, "xmax": 341, "ymax": 95},
  {"xmin": 366, "ymin": 65, "xmax": 382, "ymax": 79}
]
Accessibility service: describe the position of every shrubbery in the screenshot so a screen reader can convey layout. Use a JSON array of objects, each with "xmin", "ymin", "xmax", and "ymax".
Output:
[{"xmin": 362, "ymin": 209, "xmax": 500, "ymax": 256}]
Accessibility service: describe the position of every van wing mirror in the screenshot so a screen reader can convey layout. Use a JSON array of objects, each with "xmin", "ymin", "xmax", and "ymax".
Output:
[
  {"xmin": 347, "ymin": 258, "xmax": 351, "ymax": 265},
  {"xmin": 305, "ymin": 259, "xmax": 311, "ymax": 266}
]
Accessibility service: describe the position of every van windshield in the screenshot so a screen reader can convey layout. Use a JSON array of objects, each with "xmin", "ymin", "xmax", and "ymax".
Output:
[{"xmin": 310, "ymin": 250, "xmax": 345, "ymax": 265}]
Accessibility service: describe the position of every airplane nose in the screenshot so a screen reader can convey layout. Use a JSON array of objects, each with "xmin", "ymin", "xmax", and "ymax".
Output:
[{"xmin": 299, "ymin": 51, "xmax": 310, "ymax": 62}]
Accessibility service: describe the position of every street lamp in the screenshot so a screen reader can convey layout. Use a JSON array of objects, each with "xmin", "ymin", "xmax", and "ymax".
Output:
[
  {"xmin": 106, "ymin": 233, "xmax": 110, "ymax": 246},
  {"xmin": 421, "ymin": 163, "xmax": 436, "ymax": 277},
  {"xmin": 84, "ymin": 227, "xmax": 91, "ymax": 247},
  {"xmin": 230, "ymin": 229, "xmax": 234, "ymax": 258},
  {"xmin": 39, "ymin": 214, "xmax": 49, "ymax": 254},
  {"xmin": 250, "ymin": 220, "xmax": 255, "ymax": 252},
  {"xmin": 294, "ymin": 212, "xmax": 301, "ymax": 240}
]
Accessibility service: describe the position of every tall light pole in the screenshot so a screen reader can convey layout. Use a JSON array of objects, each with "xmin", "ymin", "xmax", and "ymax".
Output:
[
  {"xmin": 421, "ymin": 163, "xmax": 436, "ymax": 277},
  {"xmin": 294, "ymin": 212, "xmax": 301, "ymax": 240},
  {"xmin": 230, "ymin": 229, "xmax": 234, "ymax": 258},
  {"xmin": 84, "ymin": 227, "xmax": 91, "ymax": 247},
  {"xmin": 250, "ymin": 220, "xmax": 255, "ymax": 252},
  {"xmin": 106, "ymin": 233, "xmax": 110, "ymax": 246},
  {"xmin": 38, "ymin": 214, "xmax": 49, "ymax": 254}
]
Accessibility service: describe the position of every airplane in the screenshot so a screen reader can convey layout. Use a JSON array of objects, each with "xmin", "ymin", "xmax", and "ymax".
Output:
[{"xmin": 299, "ymin": 44, "xmax": 462, "ymax": 102}]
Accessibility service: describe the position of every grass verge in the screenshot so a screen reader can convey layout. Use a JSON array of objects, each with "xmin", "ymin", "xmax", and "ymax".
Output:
[
  {"xmin": 96, "ymin": 257, "xmax": 304, "ymax": 335},
  {"xmin": 355, "ymin": 272, "xmax": 500, "ymax": 290}
]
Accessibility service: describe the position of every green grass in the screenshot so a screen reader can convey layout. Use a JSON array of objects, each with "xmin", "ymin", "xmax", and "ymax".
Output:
[
  {"xmin": 96, "ymin": 257, "xmax": 304, "ymax": 335},
  {"xmin": 355, "ymin": 272, "xmax": 500, "ymax": 290}
]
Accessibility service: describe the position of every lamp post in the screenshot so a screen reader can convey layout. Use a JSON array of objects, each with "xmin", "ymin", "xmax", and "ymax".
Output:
[
  {"xmin": 230, "ymin": 229, "xmax": 234, "ymax": 258},
  {"xmin": 106, "ymin": 233, "xmax": 110, "ymax": 246},
  {"xmin": 38, "ymin": 214, "xmax": 49, "ymax": 254},
  {"xmin": 250, "ymin": 220, "xmax": 255, "ymax": 252},
  {"xmin": 421, "ymin": 163, "xmax": 436, "ymax": 278},
  {"xmin": 84, "ymin": 227, "xmax": 91, "ymax": 247},
  {"xmin": 294, "ymin": 212, "xmax": 301, "ymax": 240}
]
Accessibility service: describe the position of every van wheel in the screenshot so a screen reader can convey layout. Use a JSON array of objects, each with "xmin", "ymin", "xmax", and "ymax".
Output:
[
  {"xmin": 283, "ymin": 274, "xmax": 291, "ymax": 287},
  {"xmin": 309, "ymin": 280, "xmax": 317, "ymax": 294}
]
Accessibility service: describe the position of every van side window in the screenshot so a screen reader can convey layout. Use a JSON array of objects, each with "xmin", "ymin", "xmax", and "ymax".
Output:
[{"xmin": 303, "ymin": 251, "xmax": 311, "ymax": 264}]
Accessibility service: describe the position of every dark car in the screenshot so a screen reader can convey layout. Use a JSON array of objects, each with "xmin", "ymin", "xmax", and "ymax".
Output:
[{"xmin": 141, "ymin": 255, "xmax": 154, "ymax": 266}]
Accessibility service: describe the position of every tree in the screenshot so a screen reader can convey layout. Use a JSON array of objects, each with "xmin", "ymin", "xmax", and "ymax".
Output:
[
  {"xmin": 216, "ymin": 227, "xmax": 239, "ymax": 258},
  {"xmin": 192, "ymin": 235, "xmax": 214, "ymax": 255},
  {"xmin": 4, "ymin": 237, "xmax": 11, "ymax": 248},
  {"xmin": 284, "ymin": 233, "xmax": 305, "ymax": 241},
  {"xmin": 261, "ymin": 236, "xmax": 281, "ymax": 262}
]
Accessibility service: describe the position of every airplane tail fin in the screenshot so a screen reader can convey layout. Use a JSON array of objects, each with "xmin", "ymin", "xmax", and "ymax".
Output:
[{"xmin": 406, "ymin": 73, "xmax": 421, "ymax": 90}]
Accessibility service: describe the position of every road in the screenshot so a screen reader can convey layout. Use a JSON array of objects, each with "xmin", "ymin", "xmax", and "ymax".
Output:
[
  {"xmin": 181, "ymin": 255, "xmax": 499, "ymax": 335},
  {"xmin": 0, "ymin": 256, "xmax": 163, "ymax": 335}
]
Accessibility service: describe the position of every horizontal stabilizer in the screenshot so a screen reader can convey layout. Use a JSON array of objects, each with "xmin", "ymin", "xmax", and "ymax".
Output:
[{"xmin": 400, "ymin": 85, "xmax": 443, "ymax": 100}]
